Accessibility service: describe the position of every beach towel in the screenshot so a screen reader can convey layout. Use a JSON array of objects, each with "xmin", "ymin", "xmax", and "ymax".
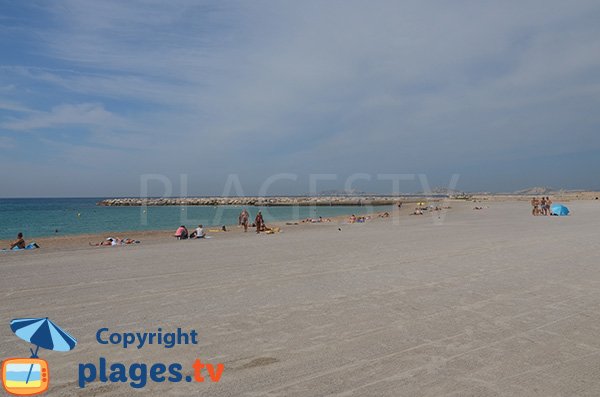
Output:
[{"xmin": 1, "ymin": 242, "xmax": 39, "ymax": 252}]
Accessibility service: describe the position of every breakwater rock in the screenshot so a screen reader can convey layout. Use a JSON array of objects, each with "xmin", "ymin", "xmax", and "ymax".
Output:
[{"xmin": 97, "ymin": 196, "xmax": 432, "ymax": 207}]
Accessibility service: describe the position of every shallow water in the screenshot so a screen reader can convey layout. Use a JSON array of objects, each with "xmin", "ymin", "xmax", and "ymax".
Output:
[{"xmin": 0, "ymin": 198, "xmax": 390, "ymax": 239}]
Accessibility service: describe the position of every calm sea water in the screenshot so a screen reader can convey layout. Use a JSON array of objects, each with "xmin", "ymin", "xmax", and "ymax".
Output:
[{"xmin": 0, "ymin": 198, "xmax": 389, "ymax": 240}]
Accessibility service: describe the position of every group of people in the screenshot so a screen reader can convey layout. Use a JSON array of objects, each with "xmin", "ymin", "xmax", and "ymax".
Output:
[
  {"xmin": 172, "ymin": 209, "xmax": 269, "ymax": 239},
  {"xmin": 174, "ymin": 224, "xmax": 206, "ymax": 239},
  {"xmin": 239, "ymin": 209, "xmax": 270, "ymax": 234},
  {"xmin": 348, "ymin": 214, "xmax": 371, "ymax": 223},
  {"xmin": 531, "ymin": 196, "xmax": 553, "ymax": 216},
  {"xmin": 411, "ymin": 204, "xmax": 448, "ymax": 215}
]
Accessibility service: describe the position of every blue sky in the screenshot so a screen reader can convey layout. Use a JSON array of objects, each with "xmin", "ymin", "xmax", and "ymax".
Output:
[{"xmin": 1, "ymin": 1, "xmax": 600, "ymax": 197}]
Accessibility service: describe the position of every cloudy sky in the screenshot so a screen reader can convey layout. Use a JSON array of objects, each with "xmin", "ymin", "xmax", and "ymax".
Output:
[{"xmin": 1, "ymin": 1, "xmax": 599, "ymax": 197}]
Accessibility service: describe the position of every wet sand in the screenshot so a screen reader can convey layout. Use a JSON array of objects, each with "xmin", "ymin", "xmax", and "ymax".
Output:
[{"xmin": 1, "ymin": 200, "xmax": 600, "ymax": 396}]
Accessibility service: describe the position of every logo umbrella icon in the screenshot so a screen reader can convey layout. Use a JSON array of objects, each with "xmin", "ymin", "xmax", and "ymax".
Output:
[{"xmin": 9, "ymin": 318, "xmax": 77, "ymax": 385}]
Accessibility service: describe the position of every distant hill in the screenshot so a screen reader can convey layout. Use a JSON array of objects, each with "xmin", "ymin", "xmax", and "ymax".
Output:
[
  {"xmin": 318, "ymin": 189, "xmax": 368, "ymax": 196},
  {"xmin": 513, "ymin": 187, "xmax": 554, "ymax": 195},
  {"xmin": 417, "ymin": 187, "xmax": 463, "ymax": 195}
]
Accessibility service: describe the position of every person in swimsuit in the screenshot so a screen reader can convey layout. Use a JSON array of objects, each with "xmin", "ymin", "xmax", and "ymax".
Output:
[
  {"xmin": 10, "ymin": 232, "xmax": 26, "ymax": 249},
  {"xmin": 240, "ymin": 209, "xmax": 250, "ymax": 232},
  {"xmin": 255, "ymin": 211, "xmax": 264, "ymax": 234},
  {"xmin": 540, "ymin": 197, "xmax": 547, "ymax": 216},
  {"xmin": 531, "ymin": 197, "xmax": 539, "ymax": 216}
]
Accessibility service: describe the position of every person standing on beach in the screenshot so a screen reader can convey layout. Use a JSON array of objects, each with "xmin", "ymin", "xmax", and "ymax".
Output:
[
  {"xmin": 240, "ymin": 209, "xmax": 250, "ymax": 232},
  {"xmin": 531, "ymin": 197, "xmax": 539, "ymax": 216},
  {"xmin": 255, "ymin": 211, "xmax": 264, "ymax": 234},
  {"xmin": 540, "ymin": 197, "xmax": 547, "ymax": 216},
  {"xmin": 546, "ymin": 196, "xmax": 552, "ymax": 216}
]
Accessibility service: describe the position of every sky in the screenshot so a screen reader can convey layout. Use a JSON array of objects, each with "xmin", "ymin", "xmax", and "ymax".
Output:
[{"xmin": 1, "ymin": 0, "xmax": 599, "ymax": 197}]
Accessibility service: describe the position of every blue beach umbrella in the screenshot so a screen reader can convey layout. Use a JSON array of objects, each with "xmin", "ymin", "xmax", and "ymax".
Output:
[
  {"xmin": 551, "ymin": 204, "xmax": 570, "ymax": 216},
  {"xmin": 10, "ymin": 318, "xmax": 77, "ymax": 355},
  {"xmin": 10, "ymin": 318, "xmax": 77, "ymax": 384}
]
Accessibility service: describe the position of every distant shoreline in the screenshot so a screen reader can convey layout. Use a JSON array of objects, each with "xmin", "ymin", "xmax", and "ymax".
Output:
[
  {"xmin": 97, "ymin": 191, "xmax": 600, "ymax": 207},
  {"xmin": 0, "ymin": 206, "xmax": 395, "ymax": 252},
  {"xmin": 97, "ymin": 196, "xmax": 443, "ymax": 207},
  {"xmin": 0, "ymin": 199, "xmax": 398, "ymax": 243}
]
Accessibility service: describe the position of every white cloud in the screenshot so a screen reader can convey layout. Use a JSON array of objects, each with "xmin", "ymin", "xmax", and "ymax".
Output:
[
  {"xmin": 1, "ymin": 103, "xmax": 127, "ymax": 131},
  {"xmin": 1, "ymin": 0, "xmax": 600, "ymax": 194}
]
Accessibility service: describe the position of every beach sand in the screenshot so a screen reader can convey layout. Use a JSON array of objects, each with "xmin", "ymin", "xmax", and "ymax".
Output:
[{"xmin": 1, "ymin": 200, "xmax": 600, "ymax": 396}]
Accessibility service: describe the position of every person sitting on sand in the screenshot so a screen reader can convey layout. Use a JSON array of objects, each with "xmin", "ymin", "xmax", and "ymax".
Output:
[
  {"xmin": 349, "ymin": 214, "xmax": 356, "ymax": 223},
  {"xmin": 412, "ymin": 208, "xmax": 424, "ymax": 215},
  {"xmin": 190, "ymin": 224, "xmax": 206, "ymax": 239},
  {"xmin": 10, "ymin": 232, "xmax": 26, "ymax": 249},
  {"xmin": 174, "ymin": 225, "xmax": 189, "ymax": 239}
]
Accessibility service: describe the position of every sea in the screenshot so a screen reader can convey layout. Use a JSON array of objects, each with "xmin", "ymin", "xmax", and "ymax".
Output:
[{"xmin": 0, "ymin": 198, "xmax": 389, "ymax": 240}]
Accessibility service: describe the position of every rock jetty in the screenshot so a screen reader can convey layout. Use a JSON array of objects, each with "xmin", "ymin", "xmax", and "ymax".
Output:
[{"xmin": 97, "ymin": 196, "xmax": 432, "ymax": 207}]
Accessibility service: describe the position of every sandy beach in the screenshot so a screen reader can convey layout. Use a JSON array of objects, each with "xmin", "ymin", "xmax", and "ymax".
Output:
[{"xmin": 1, "ymin": 199, "xmax": 600, "ymax": 396}]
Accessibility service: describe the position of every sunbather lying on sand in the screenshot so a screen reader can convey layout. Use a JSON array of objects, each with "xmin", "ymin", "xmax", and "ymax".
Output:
[
  {"xmin": 302, "ymin": 216, "xmax": 333, "ymax": 223},
  {"xmin": 90, "ymin": 237, "xmax": 139, "ymax": 246}
]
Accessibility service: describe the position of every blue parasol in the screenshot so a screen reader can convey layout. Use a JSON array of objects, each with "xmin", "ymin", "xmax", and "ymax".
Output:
[
  {"xmin": 551, "ymin": 204, "xmax": 570, "ymax": 216},
  {"xmin": 10, "ymin": 318, "xmax": 77, "ymax": 384}
]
